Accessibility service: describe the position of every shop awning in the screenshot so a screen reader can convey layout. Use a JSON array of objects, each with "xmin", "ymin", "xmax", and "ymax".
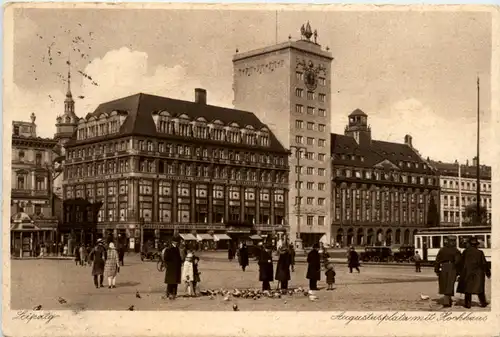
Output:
[
  {"xmin": 249, "ymin": 234, "xmax": 262, "ymax": 240},
  {"xmin": 213, "ymin": 234, "xmax": 232, "ymax": 241},
  {"xmin": 179, "ymin": 233, "xmax": 197, "ymax": 241},
  {"xmin": 196, "ymin": 233, "xmax": 214, "ymax": 241}
]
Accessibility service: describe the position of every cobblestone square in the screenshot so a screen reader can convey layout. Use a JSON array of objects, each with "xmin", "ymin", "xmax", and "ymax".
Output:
[{"xmin": 11, "ymin": 253, "xmax": 491, "ymax": 312}]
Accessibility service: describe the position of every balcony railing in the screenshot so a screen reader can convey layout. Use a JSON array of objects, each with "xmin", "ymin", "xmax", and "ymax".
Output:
[{"xmin": 11, "ymin": 189, "xmax": 49, "ymax": 197}]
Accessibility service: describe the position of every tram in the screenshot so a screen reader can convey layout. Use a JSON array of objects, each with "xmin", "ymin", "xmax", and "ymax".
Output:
[{"xmin": 414, "ymin": 226, "xmax": 491, "ymax": 263}]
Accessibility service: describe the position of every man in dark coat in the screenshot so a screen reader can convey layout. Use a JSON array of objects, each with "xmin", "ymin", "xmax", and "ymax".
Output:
[
  {"xmin": 348, "ymin": 247, "xmax": 360, "ymax": 273},
  {"xmin": 275, "ymin": 245, "xmax": 291, "ymax": 290},
  {"xmin": 288, "ymin": 244, "xmax": 296, "ymax": 272},
  {"xmin": 238, "ymin": 243, "xmax": 249, "ymax": 271},
  {"xmin": 258, "ymin": 245, "xmax": 274, "ymax": 291},
  {"xmin": 117, "ymin": 234, "xmax": 125, "ymax": 266},
  {"xmin": 306, "ymin": 243, "xmax": 321, "ymax": 290},
  {"xmin": 434, "ymin": 235, "xmax": 461, "ymax": 307},
  {"xmin": 89, "ymin": 239, "xmax": 107, "ymax": 288},
  {"xmin": 164, "ymin": 237, "xmax": 182, "ymax": 299},
  {"xmin": 457, "ymin": 237, "xmax": 490, "ymax": 308}
]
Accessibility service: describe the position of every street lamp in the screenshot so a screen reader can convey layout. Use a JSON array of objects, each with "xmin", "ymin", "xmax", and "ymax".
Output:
[
  {"xmin": 290, "ymin": 145, "xmax": 306, "ymax": 251},
  {"xmin": 139, "ymin": 217, "xmax": 145, "ymax": 252}
]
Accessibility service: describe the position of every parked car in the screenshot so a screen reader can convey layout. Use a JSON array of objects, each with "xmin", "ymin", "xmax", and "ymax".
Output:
[
  {"xmin": 359, "ymin": 246, "xmax": 394, "ymax": 262},
  {"xmin": 392, "ymin": 245, "xmax": 416, "ymax": 263},
  {"xmin": 140, "ymin": 247, "xmax": 162, "ymax": 262}
]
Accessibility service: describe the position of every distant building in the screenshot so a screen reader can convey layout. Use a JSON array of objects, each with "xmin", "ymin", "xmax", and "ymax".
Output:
[
  {"xmin": 429, "ymin": 158, "xmax": 491, "ymax": 226},
  {"xmin": 61, "ymin": 89, "xmax": 289, "ymax": 249},
  {"xmin": 331, "ymin": 109, "xmax": 440, "ymax": 247},
  {"xmin": 11, "ymin": 113, "xmax": 59, "ymax": 257},
  {"xmin": 233, "ymin": 22, "xmax": 333, "ymax": 248}
]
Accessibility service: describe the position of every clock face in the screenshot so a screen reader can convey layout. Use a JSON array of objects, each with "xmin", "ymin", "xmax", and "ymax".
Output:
[{"xmin": 304, "ymin": 69, "xmax": 318, "ymax": 91}]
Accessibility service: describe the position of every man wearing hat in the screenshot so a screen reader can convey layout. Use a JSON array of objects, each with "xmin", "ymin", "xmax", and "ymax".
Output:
[
  {"xmin": 89, "ymin": 238, "xmax": 107, "ymax": 288},
  {"xmin": 258, "ymin": 244, "xmax": 274, "ymax": 291},
  {"xmin": 306, "ymin": 243, "xmax": 321, "ymax": 290},
  {"xmin": 163, "ymin": 237, "xmax": 182, "ymax": 299},
  {"xmin": 456, "ymin": 236, "xmax": 491, "ymax": 308},
  {"xmin": 434, "ymin": 235, "xmax": 462, "ymax": 307}
]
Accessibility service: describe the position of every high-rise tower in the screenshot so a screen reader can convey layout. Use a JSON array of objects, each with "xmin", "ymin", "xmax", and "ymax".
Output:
[
  {"xmin": 232, "ymin": 22, "xmax": 334, "ymax": 248},
  {"xmin": 54, "ymin": 60, "xmax": 79, "ymax": 154}
]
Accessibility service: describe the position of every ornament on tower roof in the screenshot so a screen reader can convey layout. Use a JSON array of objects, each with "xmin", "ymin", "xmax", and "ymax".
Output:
[{"xmin": 300, "ymin": 21, "xmax": 314, "ymax": 41}]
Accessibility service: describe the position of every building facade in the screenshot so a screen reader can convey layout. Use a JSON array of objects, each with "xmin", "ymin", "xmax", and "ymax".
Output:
[
  {"xmin": 430, "ymin": 158, "xmax": 491, "ymax": 226},
  {"xmin": 331, "ymin": 110, "xmax": 440, "ymax": 247},
  {"xmin": 62, "ymin": 89, "xmax": 290, "ymax": 249},
  {"xmin": 11, "ymin": 113, "xmax": 59, "ymax": 257},
  {"xmin": 233, "ymin": 22, "xmax": 333, "ymax": 247}
]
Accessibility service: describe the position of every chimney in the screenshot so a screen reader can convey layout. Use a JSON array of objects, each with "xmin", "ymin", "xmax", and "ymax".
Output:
[
  {"xmin": 472, "ymin": 156, "xmax": 478, "ymax": 167},
  {"xmin": 404, "ymin": 134, "xmax": 413, "ymax": 148},
  {"xmin": 195, "ymin": 88, "xmax": 207, "ymax": 104},
  {"xmin": 466, "ymin": 159, "xmax": 469, "ymax": 166}
]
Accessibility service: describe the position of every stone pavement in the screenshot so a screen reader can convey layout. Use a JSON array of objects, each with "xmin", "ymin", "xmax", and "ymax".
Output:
[{"xmin": 10, "ymin": 254, "xmax": 491, "ymax": 312}]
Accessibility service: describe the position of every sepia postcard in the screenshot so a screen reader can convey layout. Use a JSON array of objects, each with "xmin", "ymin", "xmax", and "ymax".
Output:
[{"xmin": 2, "ymin": 3, "xmax": 499, "ymax": 337}]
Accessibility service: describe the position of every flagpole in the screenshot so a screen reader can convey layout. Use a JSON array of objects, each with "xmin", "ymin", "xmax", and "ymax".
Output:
[{"xmin": 476, "ymin": 76, "xmax": 481, "ymax": 225}]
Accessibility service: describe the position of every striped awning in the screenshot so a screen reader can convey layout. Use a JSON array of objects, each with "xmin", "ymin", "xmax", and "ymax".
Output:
[
  {"xmin": 213, "ymin": 234, "xmax": 232, "ymax": 241},
  {"xmin": 196, "ymin": 233, "xmax": 214, "ymax": 241},
  {"xmin": 179, "ymin": 233, "xmax": 197, "ymax": 241}
]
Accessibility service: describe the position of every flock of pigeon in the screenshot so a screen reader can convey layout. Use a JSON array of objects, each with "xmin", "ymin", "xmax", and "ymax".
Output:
[{"xmin": 31, "ymin": 24, "xmax": 99, "ymax": 104}]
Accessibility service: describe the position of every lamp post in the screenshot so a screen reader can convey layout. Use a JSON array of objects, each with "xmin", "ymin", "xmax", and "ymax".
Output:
[
  {"xmin": 476, "ymin": 77, "xmax": 481, "ymax": 226},
  {"xmin": 139, "ymin": 217, "xmax": 145, "ymax": 252},
  {"xmin": 290, "ymin": 145, "xmax": 306, "ymax": 251}
]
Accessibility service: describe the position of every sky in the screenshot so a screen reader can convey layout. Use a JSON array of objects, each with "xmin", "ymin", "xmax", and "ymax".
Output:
[{"xmin": 7, "ymin": 8, "xmax": 493, "ymax": 165}]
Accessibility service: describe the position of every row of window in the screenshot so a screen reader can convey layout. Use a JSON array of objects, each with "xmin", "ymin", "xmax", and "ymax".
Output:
[
  {"xmin": 15, "ymin": 150, "xmax": 44, "ymax": 165},
  {"xmin": 335, "ymin": 153, "xmax": 430, "ymax": 171},
  {"xmin": 295, "ymin": 166, "xmax": 327, "ymax": 176},
  {"xmin": 295, "ymin": 105, "xmax": 327, "ymax": 117},
  {"xmin": 442, "ymin": 195, "xmax": 491, "ymax": 208},
  {"xmin": 295, "ymin": 88, "xmax": 326, "ymax": 102},
  {"xmin": 334, "ymin": 205, "xmax": 426, "ymax": 224},
  {"xmin": 77, "ymin": 120, "xmax": 121, "ymax": 140},
  {"xmin": 442, "ymin": 179, "xmax": 491, "ymax": 192},
  {"xmin": 294, "ymin": 196, "xmax": 326, "ymax": 206},
  {"xmin": 297, "ymin": 152, "xmax": 326, "ymax": 161},
  {"xmin": 295, "ymin": 120, "xmax": 327, "ymax": 132},
  {"xmin": 335, "ymin": 168, "xmax": 437, "ymax": 185},
  {"xmin": 296, "ymin": 71, "xmax": 326, "ymax": 86},
  {"xmin": 335, "ymin": 188, "xmax": 429, "ymax": 204},
  {"xmin": 15, "ymin": 174, "xmax": 46, "ymax": 190},
  {"xmin": 295, "ymin": 136, "xmax": 327, "ymax": 147},
  {"xmin": 442, "ymin": 211, "xmax": 492, "ymax": 223},
  {"xmin": 294, "ymin": 181, "xmax": 327, "ymax": 191},
  {"xmin": 297, "ymin": 215, "xmax": 326, "ymax": 227}
]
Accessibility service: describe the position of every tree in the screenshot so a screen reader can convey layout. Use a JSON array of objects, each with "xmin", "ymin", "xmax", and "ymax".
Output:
[
  {"xmin": 426, "ymin": 195, "xmax": 440, "ymax": 226},
  {"xmin": 464, "ymin": 203, "xmax": 489, "ymax": 226}
]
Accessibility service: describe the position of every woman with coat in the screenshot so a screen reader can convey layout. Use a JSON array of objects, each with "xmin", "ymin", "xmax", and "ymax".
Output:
[
  {"xmin": 238, "ymin": 243, "xmax": 249, "ymax": 271},
  {"xmin": 104, "ymin": 242, "xmax": 120, "ymax": 289},
  {"xmin": 306, "ymin": 243, "xmax": 321, "ymax": 290},
  {"xmin": 288, "ymin": 244, "xmax": 296, "ymax": 272},
  {"xmin": 164, "ymin": 237, "xmax": 183, "ymax": 299},
  {"xmin": 457, "ymin": 237, "xmax": 491, "ymax": 308},
  {"xmin": 275, "ymin": 245, "xmax": 291, "ymax": 290},
  {"xmin": 434, "ymin": 235, "xmax": 462, "ymax": 308},
  {"xmin": 258, "ymin": 245, "xmax": 274, "ymax": 291},
  {"xmin": 89, "ymin": 239, "xmax": 107, "ymax": 288}
]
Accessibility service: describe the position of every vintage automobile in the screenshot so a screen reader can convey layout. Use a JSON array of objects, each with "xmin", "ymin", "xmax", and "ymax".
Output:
[
  {"xmin": 359, "ymin": 246, "xmax": 394, "ymax": 262},
  {"xmin": 392, "ymin": 245, "xmax": 416, "ymax": 263}
]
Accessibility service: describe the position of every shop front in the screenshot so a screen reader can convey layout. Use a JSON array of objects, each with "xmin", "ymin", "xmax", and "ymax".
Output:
[{"xmin": 10, "ymin": 212, "xmax": 57, "ymax": 258}]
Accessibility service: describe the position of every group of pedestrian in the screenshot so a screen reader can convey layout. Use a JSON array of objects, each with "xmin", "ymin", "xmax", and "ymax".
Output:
[
  {"xmin": 87, "ymin": 238, "xmax": 122, "ymax": 289},
  {"xmin": 74, "ymin": 244, "xmax": 91, "ymax": 266},
  {"xmin": 435, "ymin": 235, "xmax": 491, "ymax": 308}
]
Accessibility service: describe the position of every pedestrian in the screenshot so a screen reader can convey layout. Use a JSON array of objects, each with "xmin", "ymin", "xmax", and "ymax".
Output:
[
  {"xmin": 117, "ymin": 237, "xmax": 125, "ymax": 266},
  {"xmin": 258, "ymin": 245, "xmax": 274, "ymax": 291},
  {"xmin": 164, "ymin": 237, "xmax": 182, "ymax": 299},
  {"xmin": 414, "ymin": 250, "xmax": 422, "ymax": 273},
  {"xmin": 456, "ymin": 237, "xmax": 491, "ymax": 308},
  {"xmin": 348, "ymin": 247, "xmax": 360, "ymax": 273},
  {"xmin": 74, "ymin": 246, "xmax": 82, "ymax": 266},
  {"xmin": 193, "ymin": 254, "xmax": 201, "ymax": 297},
  {"xmin": 275, "ymin": 245, "xmax": 291, "ymax": 291},
  {"xmin": 288, "ymin": 244, "xmax": 296, "ymax": 272},
  {"xmin": 104, "ymin": 242, "xmax": 120, "ymax": 289},
  {"xmin": 325, "ymin": 263, "xmax": 336, "ymax": 290},
  {"xmin": 63, "ymin": 244, "xmax": 68, "ymax": 256},
  {"xmin": 182, "ymin": 252, "xmax": 195, "ymax": 297},
  {"xmin": 306, "ymin": 243, "xmax": 321, "ymax": 290},
  {"xmin": 86, "ymin": 245, "xmax": 92, "ymax": 266},
  {"xmin": 228, "ymin": 245, "xmax": 234, "ymax": 262},
  {"xmin": 238, "ymin": 243, "xmax": 249, "ymax": 271},
  {"xmin": 434, "ymin": 235, "xmax": 461, "ymax": 308},
  {"xmin": 79, "ymin": 244, "xmax": 86, "ymax": 266},
  {"xmin": 89, "ymin": 239, "xmax": 107, "ymax": 289}
]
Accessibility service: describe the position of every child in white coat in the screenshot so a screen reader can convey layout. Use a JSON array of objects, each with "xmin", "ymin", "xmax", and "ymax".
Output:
[{"xmin": 182, "ymin": 252, "xmax": 195, "ymax": 296}]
